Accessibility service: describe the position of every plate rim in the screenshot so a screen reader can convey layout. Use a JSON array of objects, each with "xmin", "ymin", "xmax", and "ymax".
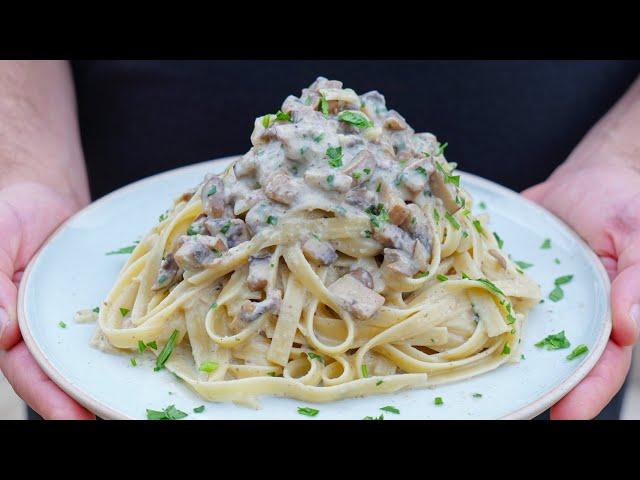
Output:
[{"xmin": 17, "ymin": 156, "xmax": 612, "ymax": 420}]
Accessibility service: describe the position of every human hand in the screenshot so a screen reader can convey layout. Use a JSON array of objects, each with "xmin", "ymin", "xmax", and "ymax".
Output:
[
  {"xmin": 0, "ymin": 182, "xmax": 95, "ymax": 419},
  {"xmin": 523, "ymin": 164, "xmax": 640, "ymax": 419}
]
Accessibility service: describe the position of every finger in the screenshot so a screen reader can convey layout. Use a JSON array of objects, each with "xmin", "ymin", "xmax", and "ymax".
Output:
[
  {"xmin": 609, "ymin": 263, "xmax": 640, "ymax": 346},
  {"xmin": 521, "ymin": 182, "xmax": 550, "ymax": 203},
  {"xmin": 0, "ymin": 275, "xmax": 19, "ymax": 350},
  {"xmin": 550, "ymin": 341, "xmax": 632, "ymax": 420},
  {"xmin": 0, "ymin": 342, "xmax": 95, "ymax": 420}
]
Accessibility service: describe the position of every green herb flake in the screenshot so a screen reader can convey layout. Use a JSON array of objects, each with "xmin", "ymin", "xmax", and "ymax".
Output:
[
  {"xmin": 461, "ymin": 272, "xmax": 471, "ymax": 279},
  {"xmin": 209, "ymin": 301, "xmax": 217, "ymax": 311},
  {"xmin": 326, "ymin": 174, "xmax": 335, "ymax": 185},
  {"xmin": 493, "ymin": 232, "xmax": 504, "ymax": 249},
  {"xmin": 434, "ymin": 397, "xmax": 444, "ymax": 406},
  {"xmin": 199, "ymin": 361, "xmax": 219, "ymax": 373},
  {"xmin": 146, "ymin": 404, "xmax": 188, "ymax": 421},
  {"xmin": 434, "ymin": 161, "xmax": 460, "ymax": 187},
  {"xmin": 106, "ymin": 245, "xmax": 136, "ymax": 255},
  {"xmin": 130, "ymin": 358, "xmax": 137, "ymax": 366},
  {"xmin": 220, "ymin": 221, "xmax": 231, "ymax": 235},
  {"xmin": 275, "ymin": 110, "xmax": 292, "ymax": 122},
  {"xmin": 326, "ymin": 146, "xmax": 343, "ymax": 168},
  {"xmin": 433, "ymin": 209, "xmax": 440, "ymax": 224},
  {"xmin": 266, "ymin": 215, "xmax": 278, "ymax": 226},
  {"xmin": 548, "ymin": 286, "xmax": 564, "ymax": 302},
  {"xmin": 380, "ymin": 406, "xmax": 400, "ymax": 414},
  {"xmin": 479, "ymin": 201, "xmax": 487, "ymax": 209},
  {"xmin": 554, "ymin": 275, "xmax": 573, "ymax": 286},
  {"xmin": 337, "ymin": 110, "xmax": 373, "ymax": 129},
  {"xmin": 376, "ymin": 380, "xmax": 384, "ymax": 386},
  {"xmin": 138, "ymin": 340, "xmax": 146, "ymax": 353},
  {"xmin": 554, "ymin": 258, "xmax": 561, "ymax": 264},
  {"xmin": 320, "ymin": 95, "xmax": 329, "ymax": 116},
  {"xmin": 515, "ymin": 261, "xmax": 533, "ymax": 269},
  {"xmin": 445, "ymin": 212, "xmax": 460, "ymax": 230},
  {"xmin": 361, "ymin": 364, "xmax": 369, "ymax": 378},
  {"xmin": 297, "ymin": 407, "xmax": 319, "ymax": 417},
  {"xmin": 415, "ymin": 166, "xmax": 428, "ymax": 177},
  {"xmin": 92, "ymin": 306, "xmax": 100, "ymax": 314},
  {"xmin": 363, "ymin": 414, "xmax": 384, "ymax": 420},
  {"xmin": 262, "ymin": 114, "xmax": 272, "ymax": 129},
  {"xmin": 119, "ymin": 307, "xmax": 130, "ymax": 317},
  {"xmin": 521, "ymin": 354, "xmax": 526, "ymax": 360},
  {"xmin": 476, "ymin": 278, "xmax": 505, "ymax": 297},
  {"xmin": 535, "ymin": 330, "xmax": 571, "ymax": 350},
  {"xmin": 306, "ymin": 352, "xmax": 325, "ymax": 364},
  {"xmin": 376, "ymin": 182, "xmax": 381, "ymax": 193},
  {"xmin": 472, "ymin": 393, "xmax": 482, "ymax": 398},
  {"xmin": 502, "ymin": 343, "xmax": 511, "ymax": 355},
  {"xmin": 267, "ymin": 372, "xmax": 277, "ymax": 377},
  {"xmin": 58, "ymin": 321, "xmax": 67, "ymax": 329},
  {"xmin": 566, "ymin": 344, "xmax": 589, "ymax": 360},
  {"xmin": 540, "ymin": 238, "xmax": 551, "ymax": 249},
  {"xmin": 472, "ymin": 219, "xmax": 486, "ymax": 236},
  {"xmin": 154, "ymin": 329, "xmax": 180, "ymax": 372},
  {"xmin": 193, "ymin": 405, "xmax": 205, "ymax": 413},
  {"xmin": 436, "ymin": 274, "xmax": 448, "ymax": 282}
]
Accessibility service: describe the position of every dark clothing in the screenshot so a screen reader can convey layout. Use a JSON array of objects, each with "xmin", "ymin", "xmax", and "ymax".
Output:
[{"xmin": 30, "ymin": 60, "xmax": 638, "ymax": 421}]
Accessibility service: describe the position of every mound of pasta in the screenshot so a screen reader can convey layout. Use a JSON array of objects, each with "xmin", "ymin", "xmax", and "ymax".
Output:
[{"xmin": 92, "ymin": 77, "xmax": 541, "ymax": 406}]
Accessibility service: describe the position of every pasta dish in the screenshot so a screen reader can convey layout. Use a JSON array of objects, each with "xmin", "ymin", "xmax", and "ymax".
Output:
[{"xmin": 91, "ymin": 78, "xmax": 541, "ymax": 406}]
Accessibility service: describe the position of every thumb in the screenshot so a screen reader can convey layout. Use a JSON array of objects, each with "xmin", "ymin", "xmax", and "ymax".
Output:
[{"xmin": 521, "ymin": 182, "xmax": 550, "ymax": 203}]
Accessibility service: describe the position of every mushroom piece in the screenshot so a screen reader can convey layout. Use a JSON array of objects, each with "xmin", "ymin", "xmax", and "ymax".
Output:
[
  {"xmin": 349, "ymin": 267, "xmax": 374, "ymax": 289},
  {"xmin": 346, "ymin": 187, "xmax": 376, "ymax": 210},
  {"xmin": 343, "ymin": 149, "xmax": 375, "ymax": 185},
  {"xmin": 428, "ymin": 160, "xmax": 461, "ymax": 214},
  {"xmin": 381, "ymin": 182, "xmax": 411, "ymax": 226},
  {"xmin": 174, "ymin": 235, "xmax": 227, "ymax": 271},
  {"xmin": 204, "ymin": 218, "xmax": 250, "ymax": 248},
  {"xmin": 264, "ymin": 171, "xmax": 300, "ymax": 205},
  {"xmin": 302, "ymin": 237, "xmax": 338, "ymax": 265},
  {"xmin": 488, "ymin": 248, "xmax": 508, "ymax": 270},
  {"xmin": 234, "ymin": 152, "xmax": 257, "ymax": 178},
  {"xmin": 412, "ymin": 240, "xmax": 430, "ymax": 272},
  {"xmin": 201, "ymin": 174, "xmax": 226, "ymax": 218},
  {"xmin": 247, "ymin": 252, "xmax": 272, "ymax": 291},
  {"xmin": 383, "ymin": 248, "xmax": 420, "ymax": 277},
  {"xmin": 238, "ymin": 289, "xmax": 282, "ymax": 323},
  {"xmin": 152, "ymin": 253, "xmax": 182, "ymax": 291},
  {"xmin": 328, "ymin": 273, "xmax": 385, "ymax": 320},
  {"xmin": 233, "ymin": 189, "xmax": 267, "ymax": 216},
  {"xmin": 383, "ymin": 110, "xmax": 408, "ymax": 130},
  {"xmin": 373, "ymin": 223, "xmax": 415, "ymax": 253},
  {"xmin": 401, "ymin": 204, "xmax": 432, "ymax": 257},
  {"xmin": 176, "ymin": 187, "xmax": 197, "ymax": 203},
  {"xmin": 304, "ymin": 168, "xmax": 352, "ymax": 193}
]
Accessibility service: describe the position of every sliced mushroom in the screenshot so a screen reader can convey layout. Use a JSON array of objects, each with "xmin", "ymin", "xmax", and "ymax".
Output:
[
  {"xmin": 328, "ymin": 273, "xmax": 385, "ymax": 320},
  {"xmin": 381, "ymin": 183, "xmax": 411, "ymax": 225},
  {"xmin": 373, "ymin": 223, "xmax": 415, "ymax": 253},
  {"xmin": 174, "ymin": 235, "xmax": 226, "ymax": 271},
  {"xmin": 302, "ymin": 237, "xmax": 338, "ymax": 265},
  {"xmin": 383, "ymin": 248, "xmax": 420, "ymax": 277},
  {"xmin": 247, "ymin": 252, "xmax": 272, "ymax": 291},
  {"xmin": 204, "ymin": 218, "xmax": 250, "ymax": 248},
  {"xmin": 304, "ymin": 168, "xmax": 352, "ymax": 193},
  {"xmin": 234, "ymin": 152, "xmax": 257, "ymax": 178},
  {"xmin": 238, "ymin": 289, "xmax": 282, "ymax": 323},
  {"xmin": 488, "ymin": 248, "xmax": 508, "ymax": 270},
  {"xmin": 349, "ymin": 267, "xmax": 374, "ymax": 289},
  {"xmin": 412, "ymin": 240, "xmax": 430, "ymax": 272},
  {"xmin": 383, "ymin": 110, "xmax": 408, "ymax": 130},
  {"xmin": 201, "ymin": 174, "xmax": 226, "ymax": 218},
  {"xmin": 401, "ymin": 204, "xmax": 432, "ymax": 257},
  {"xmin": 152, "ymin": 253, "xmax": 182, "ymax": 291},
  {"xmin": 346, "ymin": 187, "xmax": 376, "ymax": 209},
  {"xmin": 343, "ymin": 149, "xmax": 375, "ymax": 185},
  {"xmin": 233, "ymin": 189, "xmax": 267, "ymax": 216},
  {"xmin": 264, "ymin": 171, "xmax": 300, "ymax": 205}
]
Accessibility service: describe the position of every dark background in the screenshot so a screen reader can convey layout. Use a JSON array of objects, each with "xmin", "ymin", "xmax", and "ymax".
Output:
[{"xmin": 71, "ymin": 60, "xmax": 640, "ymax": 199}]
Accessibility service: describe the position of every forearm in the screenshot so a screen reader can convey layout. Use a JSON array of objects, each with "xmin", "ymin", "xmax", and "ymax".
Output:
[
  {"xmin": 552, "ymin": 74, "xmax": 640, "ymax": 178},
  {"xmin": 0, "ymin": 60, "xmax": 89, "ymax": 210}
]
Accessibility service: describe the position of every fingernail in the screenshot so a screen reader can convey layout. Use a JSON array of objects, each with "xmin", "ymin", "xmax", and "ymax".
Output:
[
  {"xmin": 632, "ymin": 304, "xmax": 640, "ymax": 332},
  {"xmin": 0, "ymin": 308, "xmax": 6, "ymax": 341}
]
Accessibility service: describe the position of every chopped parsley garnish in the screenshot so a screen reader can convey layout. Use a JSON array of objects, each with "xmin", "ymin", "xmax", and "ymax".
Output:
[
  {"xmin": 434, "ymin": 397, "xmax": 443, "ymax": 406},
  {"xmin": 436, "ymin": 142, "xmax": 448, "ymax": 156},
  {"xmin": 566, "ymin": 344, "xmax": 588, "ymax": 360},
  {"xmin": 146, "ymin": 405, "xmax": 188, "ymax": 420},
  {"xmin": 326, "ymin": 146, "xmax": 343, "ymax": 168},
  {"xmin": 416, "ymin": 271, "xmax": 429, "ymax": 278},
  {"xmin": 186, "ymin": 224, "xmax": 199, "ymax": 236},
  {"xmin": 313, "ymin": 133, "xmax": 324, "ymax": 143},
  {"xmin": 461, "ymin": 272, "xmax": 470, "ymax": 279},
  {"xmin": 320, "ymin": 95, "xmax": 329, "ymax": 116},
  {"xmin": 415, "ymin": 166, "xmax": 428, "ymax": 177},
  {"xmin": 363, "ymin": 230, "xmax": 373, "ymax": 238},
  {"xmin": 472, "ymin": 393, "xmax": 482, "ymax": 398},
  {"xmin": 364, "ymin": 414, "xmax": 384, "ymax": 420},
  {"xmin": 206, "ymin": 185, "xmax": 217, "ymax": 197},
  {"xmin": 436, "ymin": 274, "xmax": 448, "ymax": 282},
  {"xmin": 515, "ymin": 261, "xmax": 533, "ymax": 269},
  {"xmin": 130, "ymin": 358, "xmax": 137, "ymax": 366},
  {"xmin": 209, "ymin": 301, "xmax": 217, "ymax": 311},
  {"xmin": 262, "ymin": 114, "xmax": 271, "ymax": 128},
  {"xmin": 92, "ymin": 306, "xmax": 100, "ymax": 313},
  {"xmin": 154, "ymin": 329, "xmax": 180, "ymax": 372},
  {"xmin": 138, "ymin": 340, "xmax": 157, "ymax": 352},
  {"xmin": 493, "ymin": 232, "xmax": 504, "ymax": 249},
  {"xmin": 106, "ymin": 245, "xmax": 136, "ymax": 255},
  {"xmin": 275, "ymin": 110, "xmax": 292, "ymax": 122},
  {"xmin": 365, "ymin": 203, "xmax": 389, "ymax": 228},
  {"xmin": 434, "ymin": 161, "xmax": 460, "ymax": 186},
  {"xmin": 326, "ymin": 174, "xmax": 335, "ymax": 185},
  {"xmin": 199, "ymin": 361, "xmax": 219, "ymax": 373},
  {"xmin": 119, "ymin": 307, "xmax": 130, "ymax": 317},
  {"xmin": 193, "ymin": 405, "xmax": 205, "ymax": 413},
  {"xmin": 554, "ymin": 274, "xmax": 573, "ymax": 286},
  {"xmin": 476, "ymin": 278, "xmax": 505, "ymax": 296},
  {"xmin": 479, "ymin": 201, "xmax": 487, "ymax": 209},
  {"xmin": 361, "ymin": 364, "xmax": 369, "ymax": 378},
  {"xmin": 472, "ymin": 219, "xmax": 485, "ymax": 236},
  {"xmin": 502, "ymin": 344, "xmax": 511, "ymax": 355},
  {"xmin": 58, "ymin": 321, "xmax": 67, "ymax": 329},
  {"xmin": 445, "ymin": 212, "xmax": 460, "ymax": 230},
  {"xmin": 306, "ymin": 352, "xmax": 325, "ymax": 364},
  {"xmin": 521, "ymin": 354, "xmax": 526, "ymax": 360},
  {"xmin": 549, "ymin": 286, "xmax": 564, "ymax": 302},
  {"xmin": 376, "ymin": 380, "xmax": 384, "ymax": 386},
  {"xmin": 158, "ymin": 211, "xmax": 168, "ymax": 222},
  {"xmin": 363, "ymin": 167, "xmax": 371, "ymax": 174},
  {"xmin": 337, "ymin": 110, "xmax": 373, "ymax": 129},
  {"xmin": 267, "ymin": 372, "xmax": 277, "ymax": 377},
  {"xmin": 540, "ymin": 238, "xmax": 551, "ymax": 249},
  {"xmin": 433, "ymin": 208, "xmax": 440, "ymax": 223},
  {"xmin": 353, "ymin": 171, "xmax": 362, "ymax": 180},
  {"xmin": 554, "ymin": 258, "xmax": 561, "ymax": 264},
  {"xmin": 266, "ymin": 215, "xmax": 278, "ymax": 226},
  {"xmin": 535, "ymin": 331, "xmax": 571, "ymax": 350},
  {"xmin": 380, "ymin": 406, "xmax": 400, "ymax": 414},
  {"xmin": 297, "ymin": 407, "xmax": 319, "ymax": 417},
  {"xmin": 220, "ymin": 221, "xmax": 231, "ymax": 234},
  {"xmin": 376, "ymin": 182, "xmax": 381, "ymax": 192}
]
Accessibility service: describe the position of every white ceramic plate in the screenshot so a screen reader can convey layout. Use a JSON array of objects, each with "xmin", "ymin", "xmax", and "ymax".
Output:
[{"xmin": 19, "ymin": 157, "xmax": 611, "ymax": 420}]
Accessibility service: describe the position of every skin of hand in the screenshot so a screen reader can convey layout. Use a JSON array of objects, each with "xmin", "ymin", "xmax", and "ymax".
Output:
[
  {"xmin": 0, "ymin": 61, "xmax": 94, "ymax": 419},
  {"xmin": 522, "ymin": 76, "xmax": 640, "ymax": 419}
]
